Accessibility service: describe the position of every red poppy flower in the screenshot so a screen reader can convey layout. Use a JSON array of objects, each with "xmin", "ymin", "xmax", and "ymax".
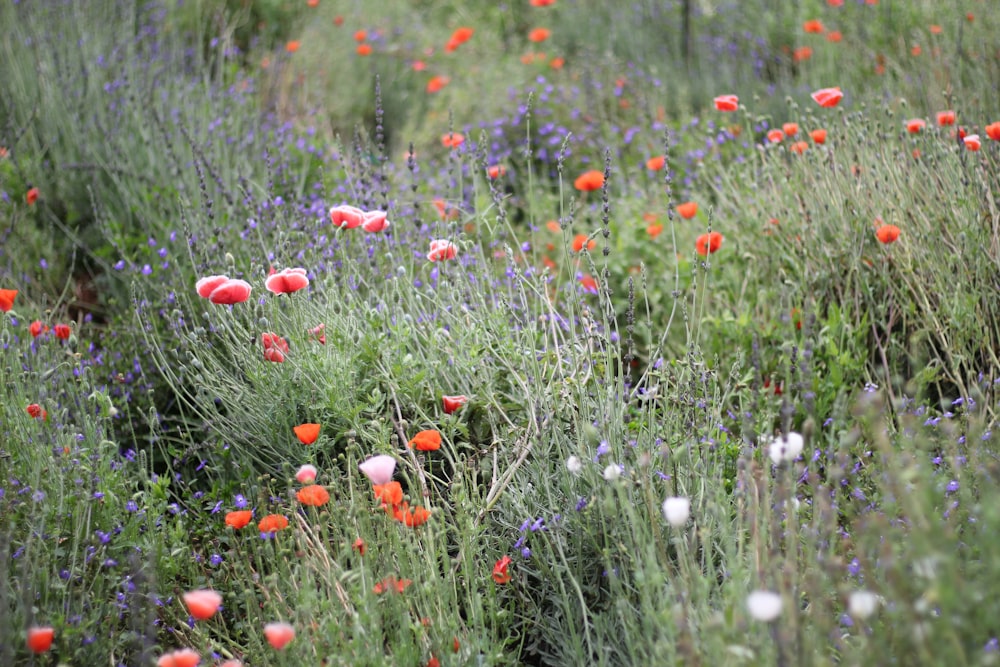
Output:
[
  {"xmin": 208, "ymin": 279, "xmax": 252, "ymax": 305},
  {"xmin": 528, "ymin": 27, "xmax": 551, "ymax": 43},
  {"xmin": 645, "ymin": 155, "xmax": 665, "ymax": 171},
  {"xmin": 265, "ymin": 268, "xmax": 309, "ymax": 295},
  {"xmin": 492, "ymin": 555, "xmax": 512, "ymax": 584},
  {"xmin": 183, "ymin": 590, "xmax": 223, "ymax": 621},
  {"xmin": 225, "ymin": 510, "xmax": 253, "ymax": 529},
  {"xmin": 264, "ymin": 622, "xmax": 295, "ymax": 650},
  {"xmin": 293, "ymin": 423, "xmax": 321, "ymax": 445},
  {"xmin": 0, "ymin": 289, "xmax": 18, "ymax": 312},
  {"xmin": 53, "ymin": 323, "xmax": 70, "ymax": 339},
  {"xmin": 373, "ymin": 575, "xmax": 413, "ymax": 594},
  {"xmin": 486, "ymin": 165, "xmax": 507, "ymax": 179},
  {"xmin": 906, "ymin": 118, "xmax": 926, "ymax": 133},
  {"xmin": 573, "ymin": 170, "xmax": 605, "ymax": 191},
  {"xmin": 392, "ymin": 502, "xmax": 431, "ymax": 527},
  {"xmin": 409, "ymin": 429, "xmax": 442, "ymax": 451},
  {"xmin": 695, "ymin": 231, "xmax": 724, "ymax": 256},
  {"xmin": 373, "ymin": 481, "xmax": 403, "ymax": 508},
  {"xmin": 262, "ymin": 333, "xmax": 289, "ymax": 363},
  {"xmin": 257, "ymin": 514, "xmax": 289, "ymax": 533},
  {"xmin": 782, "ymin": 122, "xmax": 799, "ymax": 137},
  {"xmin": 353, "ymin": 30, "xmax": 367, "ymax": 42},
  {"xmin": 445, "ymin": 27, "xmax": 474, "ymax": 52},
  {"xmin": 790, "ymin": 140, "xmax": 809, "ymax": 154},
  {"xmin": 441, "ymin": 132, "xmax": 465, "ymax": 148},
  {"xmin": 766, "ymin": 129, "xmax": 784, "ymax": 144},
  {"xmin": 285, "ymin": 40, "xmax": 300, "ymax": 53},
  {"xmin": 676, "ymin": 201, "xmax": 698, "ymax": 219},
  {"xmin": 826, "ymin": 31, "xmax": 842, "ymax": 43},
  {"xmin": 646, "ymin": 223, "xmax": 664, "ymax": 238},
  {"xmin": 29, "ymin": 321, "xmax": 47, "ymax": 337},
  {"xmin": 530, "ymin": 0, "xmax": 556, "ymax": 5},
  {"xmin": 572, "ymin": 233, "xmax": 596, "ymax": 253},
  {"xmin": 963, "ymin": 134, "xmax": 981, "ymax": 151},
  {"xmin": 352, "ymin": 537, "xmax": 366, "ymax": 555},
  {"xmin": 360, "ymin": 210, "xmax": 389, "ymax": 233},
  {"xmin": 986, "ymin": 122, "xmax": 1000, "ymax": 141},
  {"xmin": 427, "ymin": 239, "xmax": 458, "ymax": 261},
  {"xmin": 427, "ymin": 657, "xmax": 440, "ymax": 667},
  {"xmin": 936, "ymin": 110, "xmax": 955, "ymax": 126},
  {"xmin": 296, "ymin": 485, "xmax": 330, "ymax": 506},
  {"xmin": 356, "ymin": 43, "xmax": 372, "ymax": 56},
  {"xmin": 810, "ymin": 129, "xmax": 827, "ymax": 144},
  {"xmin": 26, "ymin": 187, "xmax": 39, "ymax": 205},
  {"xmin": 811, "ymin": 88, "xmax": 843, "ymax": 108},
  {"xmin": 26, "ymin": 627, "xmax": 54, "ymax": 654},
  {"xmin": 803, "ymin": 19, "xmax": 824, "ymax": 33},
  {"xmin": 442, "ymin": 394, "xmax": 469, "ymax": 414},
  {"xmin": 579, "ymin": 275, "xmax": 598, "ymax": 294},
  {"xmin": 157, "ymin": 649, "xmax": 200, "ymax": 667},
  {"xmin": 426, "ymin": 76, "xmax": 450, "ymax": 93},
  {"xmin": 876, "ymin": 224, "xmax": 900, "ymax": 244},
  {"xmin": 330, "ymin": 204, "xmax": 365, "ymax": 229},
  {"xmin": 713, "ymin": 94, "xmax": 738, "ymax": 112},
  {"xmin": 26, "ymin": 403, "xmax": 47, "ymax": 420}
]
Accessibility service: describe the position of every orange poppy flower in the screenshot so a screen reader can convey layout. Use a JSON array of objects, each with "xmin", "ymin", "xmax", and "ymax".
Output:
[
  {"xmin": 929, "ymin": 24, "xmax": 942, "ymax": 34},
  {"xmin": 782, "ymin": 122, "xmax": 799, "ymax": 137},
  {"xmin": 296, "ymin": 485, "xmax": 330, "ymax": 506},
  {"xmin": 294, "ymin": 423, "xmax": 321, "ymax": 445},
  {"xmin": 492, "ymin": 555, "xmax": 512, "ymax": 584},
  {"xmin": 572, "ymin": 233, "xmax": 596, "ymax": 253},
  {"xmin": 713, "ymin": 94, "xmax": 739, "ymax": 112},
  {"xmin": 373, "ymin": 575, "xmax": 413, "ymax": 594},
  {"xmin": 645, "ymin": 155, "xmax": 665, "ymax": 171},
  {"xmin": 285, "ymin": 41, "xmax": 301, "ymax": 53},
  {"xmin": 546, "ymin": 220, "xmax": 562, "ymax": 233},
  {"xmin": 790, "ymin": 140, "xmax": 809, "ymax": 154},
  {"xmin": 810, "ymin": 128, "xmax": 827, "ymax": 144},
  {"xmin": 826, "ymin": 31, "xmax": 842, "ymax": 43},
  {"xmin": 876, "ymin": 224, "xmax": 900, "ymax": 244},
  {"xmin": 646, "ymin": 223, "xmax": 664, "ymax": 238},
  {"xmin": 985, "ymin": 122, "xmax": 1000, "ymax": 141},
  {"xmin": 353, "ymin": 30, "xmax": 367, "ymax": 42},
  {"xmin": 695, "ymin": 231, "xmax": 724, "ymax": 256},
  {"xmin": 906, "ymin": 118, "xmax": 926, "ymax": 133},
  {"xmin": 487, "ymin": 165, "xmax": 507, "ymax": 178},
  {"xmin": 258, "ymin": 514, "xmax": 289, "ymax": 533},
  {"xmin": 441, "ymin": 132, "xmax": 465, "ymax": 148},
  {"xmin": 225, "ymin": 509, "xmax": 252, "ymax": 529},
  {"xmin": 26, "ymin": 187, "xmax": 39, "ymax": 205},
  {"xmin": 445, "ymin": 27, "xmax": 474, "ymax": 52},
  {"xmin": 0, "ymin": 289, "xmax": 17, "ymax": 312},
  {"xmin": 528, "ymin": 28, "xmax": 551, "ymax": 43},
  {"xmin": 373, "ymin": 481, "xmax": 403, "ymax": 507},
  {"xmin": 432, "ymin": 199, "xmax": 459, "ymax": 220},
  {"xmin": 803, "ymin": 19, "xmax": 825, "ymax": 34},
  {"xmin": 356, "ymin": 44, "xmax": 372, "ymax": 56},
  {"xmin": 393, "ymin": 502, "xmax": 431, "ymax": 527},
  {"xmin": 766, "ymin": 129, "xmax": 785, "ymax": 144},
  {"xmin": 426, "ymin": 76, "xmax": 450, "ymax": 93},
  {"xmin": 549, "ymin": 56, "xmax": 565, "ymax": 69},
  {"xmin": 936, "ymin": 110, "xmax": 955, "ymax": 126},
  {"xmin": 408, "ymin": 429, "xmax": 442, "ymax": 451},
  {"xmin": 793, "ymin": 46, "xmax": 812, "ymax": 63},
  {"xmin": 910, "ymin": 45, "xmax": 921, "ymax": 57},
  {"xmin": 676, "ymin": 201, "xmax": 698, "ymax": 219},
  {"xmin": 573, "ymin": 170, "xmax": 604, "ymax": 192}
]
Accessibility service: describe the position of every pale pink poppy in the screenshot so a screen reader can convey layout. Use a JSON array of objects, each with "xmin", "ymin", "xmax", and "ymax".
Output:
[
  {"xmin": 296, "ymin": 464, "xmax": 318, "ymax": 484},
  {"xmin": 264, "ymin": 622, "xmax": 296, "ymax": 650},
  {"xmin": 361, "ymin": 210, "xmax": 390, "ymax": 233},
  {"xmin": 358, "ymin": 454, "xmax": 396, "ymax": 485},
  {"xmin": 713, "ymin": 94, "xmax": 739, "ymax": 112},
  {"xmin": 208, "ymin": 279, "xmax": 252, "ymax": 305},
  {"xmin": 330, "ymin": 204, "xmax": 366, "ymax": 229},
  {"xmin": 811, "ymin": 87, "xmax": 843, "ymax": 108},
  {"xmin": 427, "ymin": 239, "xmax": 458, "ymax": 262},
  {"xmin": 196, "ymin": 275, "xmax": 229, "ymax": 298},
  {"xmin": 265, "ymin": 267, "xmax": 309, "ymax": 295},
  {"xmin": 442, "ymin": 394, "xmax": 469, "ymax": 414}
]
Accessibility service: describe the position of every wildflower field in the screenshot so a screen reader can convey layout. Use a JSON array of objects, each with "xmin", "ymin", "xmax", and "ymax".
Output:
[{"xmin": 3, "ymin": 0, "xmax": 1000, "ymax": 664}]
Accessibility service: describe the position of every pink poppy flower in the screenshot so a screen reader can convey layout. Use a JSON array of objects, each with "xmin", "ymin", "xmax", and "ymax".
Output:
[
  {"xmin": 309, "ymin": 323, "xmax": 326, "ymax": 345},
  {"xmin": 265, "ymin": 267, "xmax": 309, "ymax": 295},
  {"xmin": 713, "ymin": 95, "xmax": 739, "ymax": 112},
  {"xmin": 195, "ymin": 275, "xmax": 229, "ymax": 298},
  {"xmin": 359, "ymin": 454, "xmax": 397, "ymax": 485},
  {"xmin": 208, "ymin": 279, "xmax": 252, "ymax": 305},
  {"xmin": 330, "ymin": 204, "xmax": 366, "ymax": 229},
  {"xmin": 296, "ymin": 464, "xmax": 318, "ymax": 484},
  {"xmin": 361, "ymin": 210, "xmax": 390, "ymax": 233},
  {"xmin": 264, "ymin": 622, "xmax": 296, "ymax": 650},
  {"xmin": 427, "ymin": 239, "xmax": 458, "ymax": 262},
  {"xmin": 811, "ymin": 87, "xmax": 843, "ymax": 108},
  {"xmin": 183, "ymin": 589, "xmax": 223, "ymax": 620},
  {"xmin": 442, "ymin": 394, "xmax": 469, "ymax": 414}
]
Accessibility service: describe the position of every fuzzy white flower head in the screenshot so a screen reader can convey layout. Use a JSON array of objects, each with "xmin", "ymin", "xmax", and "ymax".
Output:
[
  {"xmin": 847, "ymin": 590, "xmax": 881, "ymax": 619},
  {"xmin": 358, "ymin": 455, "xmax": 397, "ymax": 486},
  {"xmin": 662, "ymin": 497, "xmax": 691, "ymax": 527},
  {"xmin": 767, "ymin": 431, "xmax": 804, "ymax": 465},
  {"xmin": 566, "ymin": 456, "xmax": 583, "ymax": 474},
  {"xmin": 746, "ymin": 590, "xmax": 783, "ymax": 622},
  {"xmin": 295, "ymin": 465, "xmax": 318, "ymax": 484},
  {"xmin": 602, "ymin": 464, "xmax": 621, "ymax": 481}
]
